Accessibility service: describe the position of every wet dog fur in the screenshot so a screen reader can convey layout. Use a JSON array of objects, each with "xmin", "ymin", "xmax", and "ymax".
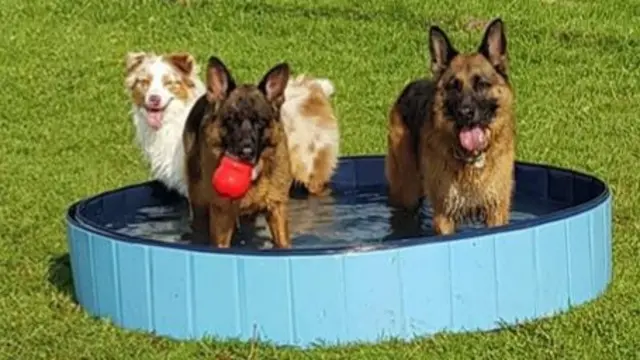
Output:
[
  {"xmin": 385, "ymin": 18, "xmax": 516, "ymax": 235},
  {"xmin": 183, "ymin": 56, "xmax": 293, "ymax": 249}
]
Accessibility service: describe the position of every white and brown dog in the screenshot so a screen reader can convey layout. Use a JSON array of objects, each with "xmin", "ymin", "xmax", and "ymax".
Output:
[
  {"xmin": 282, "ymin": 74, "xmax": 339, "ymax": 195},
  {"xmin": 125, "ymin": 51, "xmax": 339, "ymax": 197},
  {"xmin": 124, "ymin": 51, "xmax": 206, "ymax": 196}
]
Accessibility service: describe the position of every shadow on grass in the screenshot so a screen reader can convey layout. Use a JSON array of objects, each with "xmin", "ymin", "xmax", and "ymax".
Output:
[{"xmin": 48, "ymin": 253, "xmax": 77, "ymax": 303}]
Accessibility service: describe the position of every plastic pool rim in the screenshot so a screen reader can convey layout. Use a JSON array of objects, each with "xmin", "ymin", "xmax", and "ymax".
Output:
[{"xmin": 69, "ymin": 155, "xmax": 610, "ymax": 256}]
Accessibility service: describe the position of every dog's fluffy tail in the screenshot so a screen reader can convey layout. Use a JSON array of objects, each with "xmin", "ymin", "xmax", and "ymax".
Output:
[{"xmin": 313, "ymin": 78, "xmax": 335, "ymax": 98}]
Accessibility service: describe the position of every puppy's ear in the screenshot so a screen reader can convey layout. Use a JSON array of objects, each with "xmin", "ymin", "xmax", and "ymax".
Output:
[
  {"xmin": 478, "ymin": 18, "xmax": 508, "ymax": 79},
  {"xmin": 125, "ymin": 51, "xmax": 147, "ymax": 74},
  {"xmin": 258, "ymin": 62, "xmax": 290, "ymax": 106},
  {"xmin": 206, "ymin": 56, "xmax": 236, "ymax": 102},
  {"xmin": 166, "ymin": 52, "xmax": 196, "ymax": 76},
  {"xmin": 428, "ymin": 25, "xmax": 458, "ymax": 78}
]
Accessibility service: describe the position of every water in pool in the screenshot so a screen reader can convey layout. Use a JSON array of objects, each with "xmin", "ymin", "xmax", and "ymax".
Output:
[{"xmin": 106, "ymin": 189, "xmax": 569, "ymax": 250}]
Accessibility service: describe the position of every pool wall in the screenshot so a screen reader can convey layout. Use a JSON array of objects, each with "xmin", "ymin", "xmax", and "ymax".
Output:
[{"xmin": 66, "ymin": 156, "xmax": 613, "ymax": 347}]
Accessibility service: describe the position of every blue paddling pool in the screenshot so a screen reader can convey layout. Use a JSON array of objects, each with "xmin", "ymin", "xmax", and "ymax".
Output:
[{"xmin": 66, "ymin": 155, "xmax": 612, "ymax": 347}]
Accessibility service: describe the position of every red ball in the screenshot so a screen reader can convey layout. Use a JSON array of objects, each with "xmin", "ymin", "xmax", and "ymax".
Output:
[{"xmin": 212, "ymin": 156, "xmax": 253, "ymax": 199}]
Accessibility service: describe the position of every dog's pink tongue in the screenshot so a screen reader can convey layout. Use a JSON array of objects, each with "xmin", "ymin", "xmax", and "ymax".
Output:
[
  {"xmin": 147, "ymin": 111, "xmax": 163, "ymax": 130},
  {"xmin": 459, "ymin": 126, "xmax": 486, "ymax": 152}
]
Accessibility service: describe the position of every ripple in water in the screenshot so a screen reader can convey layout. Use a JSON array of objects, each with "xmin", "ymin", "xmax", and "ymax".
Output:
[{"xmin": 106, "ymin": 189, "xmax": 569, "ymax": 250}]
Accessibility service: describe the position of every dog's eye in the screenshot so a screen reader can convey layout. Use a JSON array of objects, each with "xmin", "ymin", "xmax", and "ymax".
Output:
[
  {"xmin": 474, "ymin": 76, "xmax": 491, "ymax": 91},
  {"xmin": 137, "ymin": 78, "xmax": 151, "ymax": 87},
  {"xmin": 446, "ymin": 78, "xmax": 461, "ymax": 92},
  {"xmin": 257, "ymin": 117, "xmax": 269, "ymax": 129},
  {"xmin": 223, "ymin": 117, "xmax": 235, "ymax": 127}
]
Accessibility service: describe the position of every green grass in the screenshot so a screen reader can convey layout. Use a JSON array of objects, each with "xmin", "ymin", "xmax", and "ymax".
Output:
[{"xmin": 1, "ymin": 0, "xmax": 639, "ymax": 358}]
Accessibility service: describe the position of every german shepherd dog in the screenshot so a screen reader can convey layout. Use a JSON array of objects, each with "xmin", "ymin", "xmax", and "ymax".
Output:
[
  {"xmin": 183, "ymin": 56, "xmax": 293, "ymax": 249},
  {"xmin": 385, "ymin": 18, "xmax": 515, "ymax": 235}
]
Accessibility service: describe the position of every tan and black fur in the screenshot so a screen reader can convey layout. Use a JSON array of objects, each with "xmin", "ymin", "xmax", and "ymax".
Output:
[
  {"xmin": 183, "ymin": 56, "xmax": 293, "ymax": 249},
  {"xmin": 385, "ymin": 18, "xmax": 516, "ymax": 235}
]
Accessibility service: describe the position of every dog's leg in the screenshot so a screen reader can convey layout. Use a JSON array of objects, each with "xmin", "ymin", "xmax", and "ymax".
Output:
[
  {"xmin": 187, "ymin": 204, "xmax": 210, "ymax": 245},
  {"xmin": 265, "ymin": 202, "xmax": 291, "ymax": 248},
  {"xmin": 209, "ymin": 205, "xmax": 237, "ymax": 248},
  {"xmin": 385, "ymin": 106, "xmax": 421, "ymax": 210},
  {"xmin": 433, "ymin": 212, "xmax": 456, "ymax": 235},
  {"xmin": 485, "ymin": 197, "xmax": 511, "ymax": 228},
  {"xmin": 307, "ymin": 146, "xmax": 334, "ymax": 197}
]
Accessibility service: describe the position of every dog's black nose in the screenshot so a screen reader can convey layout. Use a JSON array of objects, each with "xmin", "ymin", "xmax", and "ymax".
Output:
[
  {"xmin": 148, "ymin": 95, "xmax": 162, "ymax": 108},
  {"xmin": 456, "ymin": 106, "xmax": 474, "ymax": 120}
]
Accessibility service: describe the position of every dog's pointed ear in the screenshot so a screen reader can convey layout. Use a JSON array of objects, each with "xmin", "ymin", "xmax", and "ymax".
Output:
[
  {"xmin": 478, "ymin": 18, "xmax": 508, "ymax": 79},
  {"xmin": 206, "ymin": 56, "xmax": 236, "ymax": 102},
  {"xmin": 258, "ymin": 62, "xmax": 290, "ymax": 106},
  {"xmin": 125, "ymin": 51, "xmax": 147, "ymax": 74},
  {"xmin": 166, "ymin": 52, "xmax": 196, "ymax": 76},
  {"xmin": 428, "ymin": 25, "xmax": 458, "ymax": 78}
]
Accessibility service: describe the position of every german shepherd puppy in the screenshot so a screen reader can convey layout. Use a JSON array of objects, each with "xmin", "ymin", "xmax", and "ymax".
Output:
[
  {"xmin": 385, "ymin": 18, "xmax": 515, "ymax": 235},
  {"xmin": 183, "ymin": 56, "xmax": 293, "ymax": 249}
]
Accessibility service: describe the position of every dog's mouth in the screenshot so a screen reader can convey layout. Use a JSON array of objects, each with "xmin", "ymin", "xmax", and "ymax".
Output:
[
  {"xmin": 224, "ymin": 150, "xmax": 262, "ymax": 181},
  {"xmin": 144, "ymin": 100, "xmax": 173, "ymax": 130},
  {"xmin": 234, "ymin": 149, "xmax": 258, "ymax": 165},
  {"xmin": 455, "ymin": 125, "xmax": 490, "ymax": 163}
]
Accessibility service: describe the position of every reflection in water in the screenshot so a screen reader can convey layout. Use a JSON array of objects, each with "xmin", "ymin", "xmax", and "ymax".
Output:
[{"xmin": 105, "ymin": 188, "xmax": 569, "ymax": 250}]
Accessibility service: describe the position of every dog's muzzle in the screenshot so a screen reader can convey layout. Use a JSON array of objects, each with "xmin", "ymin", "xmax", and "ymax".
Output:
[{"xmin": 229, "ymin": 138, "xmax": 258, "ymax": 164}]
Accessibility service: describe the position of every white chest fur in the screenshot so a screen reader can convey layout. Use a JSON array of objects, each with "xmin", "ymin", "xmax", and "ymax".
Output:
[{"xmin": 132, "ymin": 83, "xmax": 205, "ymax": 197}]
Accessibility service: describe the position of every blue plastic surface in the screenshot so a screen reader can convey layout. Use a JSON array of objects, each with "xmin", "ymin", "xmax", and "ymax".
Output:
[{"xmin": 66, "ymin": 155, "xmax": 612, "ymax": 347}]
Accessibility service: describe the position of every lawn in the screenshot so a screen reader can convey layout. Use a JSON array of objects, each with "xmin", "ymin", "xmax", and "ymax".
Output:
[{"xmin": 1, "ymin": 0, "xmax": 639, "ymax": 358}]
